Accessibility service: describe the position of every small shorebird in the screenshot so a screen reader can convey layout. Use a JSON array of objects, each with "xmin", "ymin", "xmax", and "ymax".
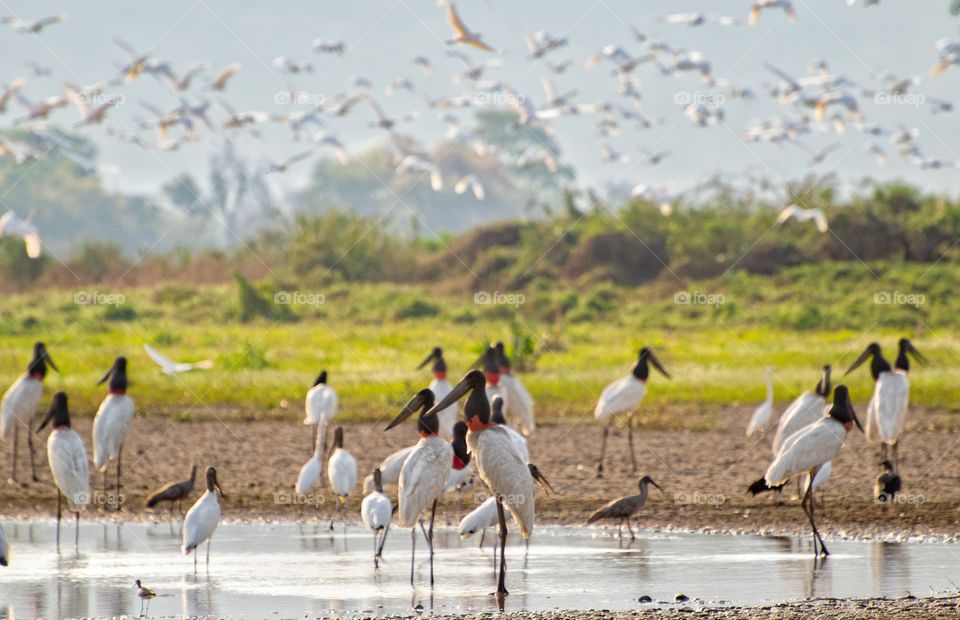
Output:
[
  {"xmin": 134, "ymin": 579, "xmax": 156, "ymax": 615},
  {"xmin": 585, "ymin": 475, "xmax": 662, "ymax": 540}
]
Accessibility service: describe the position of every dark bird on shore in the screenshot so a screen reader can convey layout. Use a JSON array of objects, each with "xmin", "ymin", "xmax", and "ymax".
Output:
[
  {"xmin": 875, "ymin": 459, "xmax": 901, "ymax": 504},
  {"xmin": 585, "ymin": 475, "xmax": 662, "ymax": 539},
  {"xmin": 145, "ymin": 465, "xmax": 197, "ymax": 517}
]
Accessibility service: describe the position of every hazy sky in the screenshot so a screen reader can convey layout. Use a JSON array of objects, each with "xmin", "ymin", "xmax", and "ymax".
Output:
[{"xmin": 2, "ymin": 0, "xmax": 959, "ymax": 203}]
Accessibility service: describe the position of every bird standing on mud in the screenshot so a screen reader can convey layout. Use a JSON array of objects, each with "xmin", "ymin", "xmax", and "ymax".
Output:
[
  {"xmin": 585, "ymin": 475, "xmax": 662, "ymax": 540},
  {"xmin": 2, "ymin": 342, "xmax": 57, "ymax": 483},
  {"xmin": 493, "ymin": 342, "xmax": 535, "ymax": 436},
  {"xmin": 92, "ymin": 356, "xmax": 134, "ymax": 503},
  {"xmin": 418, "ymin": 348, "xmax": 456, "ymax": 439}
]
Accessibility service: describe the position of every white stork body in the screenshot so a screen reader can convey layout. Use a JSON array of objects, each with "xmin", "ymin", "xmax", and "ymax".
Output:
[
  {"xmin": 800, "ymin": 459, "xmax": 832, "ymax": 494},
  {"xmin": 363, "ymin": 445, "xmax": 415, "ymax": 493},
  {"xmin": 182, "ymin": 489, "xmax": 220, "ymax": 556},
  {"xmin": 772, "ymin": 392, "xmax": 826, "ymax": 455},
  {"xmin": 594, "ymin": 374, "xmax": 646, "ymax": 421},
  {"xmin": 458, "ymin": 495, "xmax": 498, "ymax": 539},
  {"xmin": 746, "ymin": 368, "xmax": 774, "ymax": 436},
  {"xmin": 295, "ymin": 454, "xmax": 322, "ymax": 495},
  {"xmin": 765, "ymin": 414, "xmax": 846, "ymax": 487},
  {"xmin": 397, "ymin": 437, "xmax": 452, "ymax": 528},
  {"xmin": 47, "ymin": 428, "xmax": 90, "ymax": 512},
  {"xmin": 1, "ymin": 374, "xmax": 42, "ymax": 441},
  {"xmin": 500, "ymin": 373, "xmax": 535, "ymax": 436},
  {"xmin": 429, "ymin": 377, "xmax": 456, "ymax": 439},
  {"xmin": 865, "ymin": 371, "xmax": 909, "ymax": 446},
  {"xmin": 499, "ymin": 423, "xmax": 530, "ymax": 463},
  {"xmin": 468, "ymin": 426, "xmax": 535, "ymax": 538},
  {"xmin": 303, "ymin": 382, "xmax": 337, "ymax": 426},
  {"xmin": 327, "ymin": 446, "xmax": 358, "ymax": 501},
  {"xmin": 92, "ymin": 393, "xmax": 134, "ymax": 472},
  {"xmin": 361, "ymin": 489, "xmax": 393, "ymax": 531}
]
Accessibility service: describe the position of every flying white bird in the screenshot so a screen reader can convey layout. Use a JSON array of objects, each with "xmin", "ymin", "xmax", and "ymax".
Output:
[
  {"xmin": 143, "ymin": 344, "xmax": 213, "ymax": 375},
  {"xmin": 0, "ymin": 210, "xmax": 41, "ymax": 258},
  {"xmin": 182, "ymin": 467, "xmax": 224, "ymax": 570},
  {"xmin": 454, "ymin": 174, "xmax": 486, "ymax": 200},
  {"xmin": 746, "ymin": 367, "xmax": 774, "ymax": 437},
  {"xmin": 92, "ymin": 357, "xmax": 134, "ymax": 501},
  {"xmin": 445, "ymin": 2, "xmax": 497, "ymax": 53},
  {"xmin": 748, "ymin": 0, "xmax": 797, "ymax": 26},
  {"xmin": 776, "ymin": 204, "xmax": 828, "ymax": 233},
  {"xmin": 38, "ymin": 393, "xmax": 90, "ymax": 549}
]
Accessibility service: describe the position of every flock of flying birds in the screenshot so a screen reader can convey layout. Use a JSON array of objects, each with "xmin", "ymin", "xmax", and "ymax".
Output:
[{"xmin": 0, "ymin": 1, "xmax": 959, "ymax": 241}]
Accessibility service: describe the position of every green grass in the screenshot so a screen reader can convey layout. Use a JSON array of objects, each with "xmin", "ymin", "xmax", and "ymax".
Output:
[{"xmin": 0, "ymin": 262, "xmax": 956, "ymax": 423}]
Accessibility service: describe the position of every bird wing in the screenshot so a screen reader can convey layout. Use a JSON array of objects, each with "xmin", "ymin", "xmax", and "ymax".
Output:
[
  {"xmin": 594, "ymin": 374, "xmax": 645, "ymax": 419},
  {"xmin": 776, "ymin": 204, "xmax": 798, "ymax": 224},
  {"xmin": 379, "ymin": 445, "xmax": 416, "ymax": 486},
  {"xmin": 446, "ymin": 3, "xmax": 469, "ymax": 38},
  {"xmin": 327, "ymin": 449, "xmax": 358, "ymax": 496},
  {"xmin": 586, "ymin": 495, "xmax": 633, "ymax": 523},
  {"xmin": 870, "ymin": 371, "xmax": 909, "ymax": 444},
  {"xmin": 143, "ymin": 344, "xmax": 174, "ymax": 373},
  {"xmin": 1, "ymin": 374, "xmax": 41, "ymax": 439},
  {"xmin": 772, "ymin": 393, "xmax": 824, "ymax": 454},
  {"xmin": 475, "ymin": 427, "xmax": 535, "ymax": 538},
  {"xmin": 458, "ymin": 496, "xmax": 498, "ymax": 537},
  {"xmin": 92, "ymin": 394, "xmax": 135, "ymax": 470},
  {"xmin": 295, "ymin": 455, "xmax": 322, "ymax": 494},
  {"xmin": 746, "ymin": 401, "xmax": 772, "ymax": 437},
  {"xmin": 765, "ymin": 417, "xmax": 845, "ymax": 485},
  {"xmin": 48, "ymin": 430, "xmax": 90, "ymax": 510},
  {"xmin": 500, "ymin": 374, "xmax": 535, "ymax": 435},
  {"xmin": 182, "ymin": 491, "xmax": 220, "ymax": 553},
  {"xmin": 398, "ymin": 438, "xmax": 452, "ymax": 527}
]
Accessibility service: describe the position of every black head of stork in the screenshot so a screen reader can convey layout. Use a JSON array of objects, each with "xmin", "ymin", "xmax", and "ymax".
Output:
[
  {"xmin": 451, "ymin": 421, "xmax": 471, "ymax": 466},
  {"xmin": 204, "ymin": 466, "xmax": 224, "ymax": 497},
  {"xmin": 371, "ymin": 468, "xmax": 384, "ymax": 493},
  {"xmin": 29, "ymin": 341, "xmax": 57, "ymax": 378},
  {"xmin": 37, "ymin": 391, "xmax": 70, "ymax": 430},
  {"xmin": 312, "ymin": 370, "xmax": 328, "ymax": 386},
  {"xmin": 895, "ymin": 338, "xmax": 925, "ymax": 372},
  {"xmin": 384, "ymin": 388, "xmax": 439, "ymax": 435},
  {"xmin": 493, "ymin": 342, "xmax": 511, "ymax": 373},
  {"xmin": 332, "ymin": 426, "xmax": 345, "ymax": 449},
  {"xmin": 815, "ymin": 364, "xmax": 832, "ymax": 397},
  {"xmin": 845, "ymin": 342, "xmax": 890, "ymax": 381},
  {"xmin": 828, "ymin": 385, "xmax": 863, "ymax": 432},
  {"xmin": 417, "ymin": 347, "xmax": 447, "ymax": 375},
  {"xmin": 490, "ymin": 394, "xmax": 507, "ymax": 425},
  {"xmin": 98, "ymin": 356, "xmax": 128, "ymax": 392},
  {"xmin": 632, "ymin": 347, "xmax": 670, "ymax": 381},
  {"xmin": 425, "ymin": 370, "xmax": 489, "ymax": 430}
]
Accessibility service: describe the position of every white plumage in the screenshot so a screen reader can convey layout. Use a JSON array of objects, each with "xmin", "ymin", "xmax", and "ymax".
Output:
[
  {"xmin": 772, "ymin": 392, "xmax": 826, "ymax": 455},
  {"xmin": 143, "ymin": 344, "xmax": 213, "ymax": 375},
  {"xmin": 468, "ymin": 425, "xmax": 535, "ymax": 538},
  {"xmin": 182, "ymin": 488, "xmax": 220, "ymax": 555},
  {"xmin": 397, "ymin": 436, "xmax": 452, "ymax": 527},
  {"xmin": 445, "ymin": 460, "xmax": 473, "ymax": 492},
  {"xmin": 800, "ymin": 459, "xmax": 832, "ymax": 493},
  {"xmin": 776, "ymin": 204, "xmax": 828, "ymax": 233},
  {"xmin": 0, "ymin": 210, "xmax": 41, "ymax": 258},
  {"xmin": 47, "ymin": 428, "xmax": 90, "ymax": 511},
  {"xmin": 865, "ymin": 371, "xmax": 909, "ymax": 445},
  {"xmin": 1, "ymin": 374, "xmax": 42, "ymax": 441},
  {"xmin": 594, "ymin": 374, "xmax": 646, "ymax": 420},
  {"xmin": 765, "ymin": 415, "xmax": 846, "ymax": 486},
  {"xmin": 500, "ymin": 373, "xmax": 535, "ymax": 436},
  {"xmin": 295, "ymin": 454, "xmax": 322, "ymax": 495},
  {"xmin": 303, "ymin": 381, "xmax": 337, "ymax": 426},
  {"xmin": 327, "ymin": 446, "xmax": 358, "ymax": 500},
  {"xmin": 458, "ymin": 496, "xmax": 498, "ymax": 538},
  {"xmin": 92, "ymin": 393, "xmax": 134, "ymax": 471},
  {"xmin": 499, "ymin": 422, "xmax": 530, "ymax": 463},
  {"xmin": 429, "ymin": 377, "xmax": 457, "ymax": 439},
  {"xmin": 361, "ymin": 488, "xmax": 393, "ymax": 531},
  {"xmin": 746, "ymin": 367, "xmax": 774, "ymax": 437},
  {"xmin": 363, "ymin": 445, "xmax": 415, "ymax": 493}
]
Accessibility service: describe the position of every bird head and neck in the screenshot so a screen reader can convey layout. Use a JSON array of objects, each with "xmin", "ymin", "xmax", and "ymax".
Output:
[
  {"xmin": 425, "ymin": 370, "xmax": 490, "ymax": 432},
  {"xmin": 493, "ymin": 342, "xmax": 512, "ymax": 374},
  {"xmin": 371, "ymin": 468, "xmax": 384, "ymax": 493},
  {"xmin": 384, "ymin": 388, "xmax": 439, "ymax": 437},
  {"xmin": 332, "ymin": 426, "xmax": 345, "ymax": 449},
  {"xmin": 37, "ymin": 392, "xmax": 70, "ymax": 431},
  {"xmin": 845, "ymin": 342, "xmax": 889, "ymax": 381},
  {"xmin": 451, "ymin": 421, "xmax": 471, "ymax": 469},
  {"xmin": 491, "ymin": 395, "xmax": 507, "ymax": 425},
  {"xmin": 828, "ymin": 385, "xmax": 863, "ymax": 433},
  {"xmin": 98, "ymin": 356, "xmax": 128, "ymax": 394},
  {"xmin": 204, "ymin": 466, "xmax": 224, "ymax": 497},
  {"xmin": 417, "ymin": 347, "xmax": 447, "ymax": 380},
  {"xmin": 476, "ymin": 346, "xmax": 500, "ymax": 386},
  {"xmin": 28, "ymin": 341, "xmax": 57, "ymax": 380},
  {"xmin": 312, "ymin": 370, "xmax": 328, "ymax": 387},
  {"xmin": 632, "ymin": 347, "xmax": 670, "ymax": 382},
  {"xmin": 895, "ymin": 338, "xmax": 925, "ymax": 372},
  {"xmin": 638, "ymin": 475, "xmax": 662, "ymax": 496},
  {"xmin": 815, "ymin": 364, "xmax": 832, "ymax": 397}
]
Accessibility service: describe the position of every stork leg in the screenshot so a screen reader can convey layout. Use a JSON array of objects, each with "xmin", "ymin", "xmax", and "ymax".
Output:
[
  {"xmin": 115, "ymin": 446, "xmax": 123, "ymax": 510},
  {"xmin": 9, "ymin": 425, "xmax": 17, "ymax": 483},
  {"xmin": 801, "ymin": 473, "xmax": 828, "ymax": 556},
  {"xmin": 55, "ymin": 490, "xmax": 62, "ymax": 551},
  {"xmin": 206, "ymin": 539, "xmax": 211, "ymax": 567},
  {"xmin": 495, "ymin": 496, "xmax": 509, "ymax": 596},
  {"xmin": 626, "ymin": 519, "xmax": 635, "ymax": 541},
  {"xmin": 892, "ymin": 441, "xmax": 899, "ymax": 472},
  {"xmin": 596, "ymin": 421, "xmax": 610, "ymax": 478},
  {"xmin": 479, "ymin": 528, "xmax": 486, "ymax": 550},
  {"xmin": 427, "ymin": 499, "xmax": 438, "ymax": 586},
  {"xmin": 377, "ymin": 521, "xmax": 391, "ymax": 558},
  {"xmin": 410, "ymin": 524, "xmax": 417, "ymax": 585},
  {"xmin": 193, "ymin": 549, "xmax": 197, "ymax": 572},
  {"xmin": 75, "ymin": 511, "xmax": 80, "ymax": 549},
  {"xmin": 627, "ymin": 413, "xmax": 637, "ymax": 473},
  {"xmin": 373, "ymin": 531, "xmax": 379, "ymax": 568},
  {"xmin": 617, "ymin": 520, "xmax": 623, "ymax": 539},
  {"xmin": 27, "ymin": 425, "xmax": 38, "ymax": 482}
]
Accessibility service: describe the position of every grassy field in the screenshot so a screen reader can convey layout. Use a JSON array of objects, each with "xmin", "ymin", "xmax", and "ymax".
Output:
[{"xmin": 0, "ymin": 261, "xmax": 955, "ymax": 425}]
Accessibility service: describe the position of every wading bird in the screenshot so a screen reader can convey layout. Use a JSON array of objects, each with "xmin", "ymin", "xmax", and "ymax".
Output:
[
  {"xmin": 771, "ymin": 365, "xmax": 832, "ymax": 456},
  {"xmin": 384, "ymin": 389, "xmax": 452, "ymax": 586},
  {"xmin": 2, "ymin": 342, "xmax": 56, "ymax": 482},
  {"xmin": 875, "ymin": 459, "xmax": 901, "ymax": 505},
  {"xmin": 303, "ymin": 370, "xmax": 337, "ymax": 454},
  {"xmin": 418, "ymin": 348, "xmax": 456, "ymax": 439},
  {"xmin": 425, "ymin": 371, "xmax": 550, "ymax": 598},
  {"xmin": 845, "ymin": 339, "xmax": 924, "ymax": 468},
  {"xmin": 445, "ymin": 421, "xmax": 474, "ymax": 496},
  {"xmin": 585, "ymin": 475, "xmax": 662, "ymax": 540},
  {"xmin": 134, "ymin": 579, "xmax": 156, "ymax": 616},
  {"xmin": 746, "ymin": 367, "xmax": 774, "ymax": 436},
  {"xmin": 327, "ymin": 427, "xmax": 358, "ymax": 528},
  {"xmin": 490, "ymin": 396, "xmax": 529, "ymax": 462},
  {"xmin": 143, "ymin": 344, "xmax": 213, "ymax": 375},
  {"xmin": 594, "ymin": 348, "xmax": 670, "ymax": 476},
  {"xmin": 361, "ymin": 468, "xmax": 393, "ymax": 568},
  {"xmin": 93, "ymin": 357, "xmax": 134, "ymax": 501},
  {"xmin": 0, "ymin": 210, "xmax": 42, "ymax": 258},
  {"xmin": 459, "ymin": 495, "xmax": 498, "ymax": 546},
  {"xmin": 146, "ymin": 465, "xmax": 197, "ymax": 518},
  {"xmin": 182, "ymin": 467, "xmax": 223, "ymax": 570},
  {"xmin": 494, "ymin": 343, "xmax": 535, "ymax": 436},
  {"xmin": 363, "ymin": 444, "xmax": 416, "ymax": 493},
  {"xmin": 294, "ymin": 422, "xmax": 325, "ymax": 505},
  {"xmin": 38, "ymin": 393, "xmax": 89, "ymax": 548},
  {"xmin": 754, "ymin": 385, "xmax": 861, "ymax": 557}
]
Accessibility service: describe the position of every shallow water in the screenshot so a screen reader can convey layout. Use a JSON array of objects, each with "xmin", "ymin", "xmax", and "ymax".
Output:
[{"xmin": 0, "ymin": 520, "xmax": 957, "ymax": 618}]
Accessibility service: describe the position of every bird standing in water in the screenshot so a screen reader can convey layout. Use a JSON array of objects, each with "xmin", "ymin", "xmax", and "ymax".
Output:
[
  {"xmin": 327, "ymin": 427, "xmax": 358, "ymax": 529},
  {"xmin": 360, "ymin": 468, "xmax": 393, "ymax": 568},
  {"xmin": 182, "ymin": 467, "xmax": 224, "ymax": 570},
  {"xmin": 585, "ymin": 475, "xmax": 663, "ymax": 540},
  {"xmin": 37, "ymin": 392, "xmax": 89, "ymax": 549},
  {"xmin": 146, "ymin": 465, "xmax": 197, "ymax": 519},
  {"xmin": 134, "ymin": 579, "xmax": 156, "ymax": 616}
]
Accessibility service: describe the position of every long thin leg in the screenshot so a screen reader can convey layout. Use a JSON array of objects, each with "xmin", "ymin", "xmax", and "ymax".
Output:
[
  {"xmin": 56, "ymin": 491, "xmax": 62, "ymax": 550},
  {"xmin": 410, "ymin": 524, "xmax": 417, "ymax": 585},
  {"xmin": 627, "ymin": 413, "xmax": 637, "ymax": 473},
  {"xmin": 10, "ymin": 425, "xmax": 17, "ymax": 483},
  {"xmin": 495, "ymin": 497, "xmax": 509, "ymax": 596},
  {"xmin": 800, "ymin": 483, "xmax": 816, "ymax": 555},
  {"xmin": 427, "ymin": 499, "xmax": 438, "ymax": 586},
  {"xmin": 373, "ymin": 531, "xmax": 379, "ymax": 568},
  {"xmin": 193, "ymin": 550, "xmax": 197, "ymax": 572},
  {"xmin": 479, "ymin": 528, "xmax": 486, "ymax": 550},
  {"xmin": 802, "ymin": 477, "xmax": 828, "ymax": 556},
  {"xmin": 206, "ymin": 539, "xmax": 211, "ymax": 567},
  {"xmin": 116, "ymin": 446, "xmax": 123, "ymax": 510},
  {"xmin": 809, "ymin": 487, "xmax": 828, "ymax": 556},
  {"xmin": 626, "ymin": 519, "xmax": 635, "ymax": 541},
  {"xmin": 892, "ymin": 441, "xmax": 899, "ymax": 471},
  {"xmin": 596, "ymin": 421, "xmax": 610, "ymax": 477},
  {"xmin": 75, "ymin": 511, "xmax": 80, "ymax": 548},
  {"xmin": 617, "ymin": 519, "xmax": 623, "ymax": 539},
  {"xmin": 27, "ymin": 425, "xmax": 37, "ymax": 482},
  {"xmin": 377, "ymin": 521, "xmax": 391, "ymax": 557}
]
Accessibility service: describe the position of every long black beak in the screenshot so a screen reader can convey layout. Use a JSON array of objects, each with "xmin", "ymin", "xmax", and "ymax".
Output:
[
  {"xmin": 648, "ymin": 351, "xmax": 670, "ymax": 378},
  {"xmin": 528, "ymin": 463, "xmax": 554, "ymax": 495},
  {"xmin": 852, "ymin": 409, "xmax": 864, "ymax": 433},
  {"xmin": 650, "ymin": 479, "xmax": 664, "ymax": 494},
  {"xmin": 45, "ymin": 352, "xmax": 58, "ymax": 374},
  {"xmin": 36, "ymin": 408, "xmax": 54, "ymax": 431},
  {"xmin": 215, "ymin": 481, "xmax": 225, "ymax": 499},
  {"xmin": 904, "ymin": 340, "xmax": 927, "ymax": 365},
  {"xmin": 424, "ymin": 372, "xmax": 477, "ymax": 417},
  {"xmin": 97, "ymin": 362, "xmax": 115, "ymax": 386},
  {"xmin": 844, "ymin": 347, "xmax": 872, "ymax": 376},
  {"xmin": 416, "ymin": 350, "xmax": 437, "ymax": 370},
  {"xmin": 385, "ymin": 392, "xmax": 425, "ymax": 431}
]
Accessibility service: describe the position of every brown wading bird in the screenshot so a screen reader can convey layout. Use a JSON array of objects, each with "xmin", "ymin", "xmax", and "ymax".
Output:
[
  {"xmin": 585, "ymin": 475, "xmax": 662, "ymax": 540},
  {"xmin": 146, "ymin": 465, "xmax": 198, "ymax": 518}
]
